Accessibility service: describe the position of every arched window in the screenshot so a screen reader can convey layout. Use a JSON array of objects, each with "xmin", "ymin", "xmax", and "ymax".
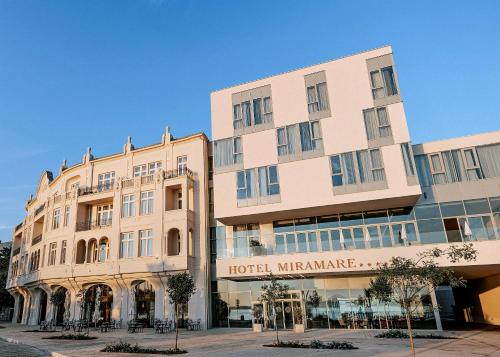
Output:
[
  {"xmin": 167, "ymin": 229, "xmax": 181, "ymax": 256},
  {"xmin": 87, "ymin": 239, "xmax": 98, "ymax": 263},
  {"xmin": 98, "ymin": 237, "xmax": 109, "ymax": 262},
  {"xmin": 76, "ymin": 240, "xmax": 86, "ymax": 264}
]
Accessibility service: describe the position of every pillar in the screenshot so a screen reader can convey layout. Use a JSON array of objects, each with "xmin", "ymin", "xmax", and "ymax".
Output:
[{"xmin": 430, "ymin": 288, "xmax": 443, "ymax": 331}]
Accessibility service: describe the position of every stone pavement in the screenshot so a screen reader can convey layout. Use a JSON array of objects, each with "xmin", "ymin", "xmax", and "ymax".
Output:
[{"xmin": 0, "ymin": 323, "xmax": 499, "ymax": 357}]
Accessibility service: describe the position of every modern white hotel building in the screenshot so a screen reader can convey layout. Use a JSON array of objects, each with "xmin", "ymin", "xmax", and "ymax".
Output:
[{"xmin": 7, "ymin": 45, "xmax": 500, "ymax": 330}]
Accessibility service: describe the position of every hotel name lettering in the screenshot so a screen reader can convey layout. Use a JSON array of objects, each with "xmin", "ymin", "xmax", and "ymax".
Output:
[{"xmin": 228, "ymin": 258, "xmax": 357, "ymax": 276}]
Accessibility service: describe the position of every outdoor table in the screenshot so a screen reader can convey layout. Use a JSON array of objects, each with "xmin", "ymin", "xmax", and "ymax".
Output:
[{"xmin": 100, "ymin": 322, "xmax": 111, "ymax": 333}]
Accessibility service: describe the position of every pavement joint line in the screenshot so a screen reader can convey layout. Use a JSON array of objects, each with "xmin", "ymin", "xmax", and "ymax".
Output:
[{"xmin": 0, "ymin": 335, "xmax": 53, "ymax": 356}]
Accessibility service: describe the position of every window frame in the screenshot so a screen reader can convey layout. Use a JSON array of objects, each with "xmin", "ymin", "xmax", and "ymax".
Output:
[
  {"xmin": 120, "ymin": 232, "xmax": 134, "ymax": 259},
  {"xmin": 48, "ymin": 242, "xmax": 57, "ymax": 266},
  {"xmin": 122, "ymin": 194, "xmax": 136, "ymax": 218},
  {"xmin": 140, "ymin": 191, "xmax": 154, "ymax": 215},
  {"xmin": 52, "ymin": 208, "xmax": 61, "ymax": 230},
  {"xmin": 139, "ymin": 229, "xmax": 153, "ymax": 257}
]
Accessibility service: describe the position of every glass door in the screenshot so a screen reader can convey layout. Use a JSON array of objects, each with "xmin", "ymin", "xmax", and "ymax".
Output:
[{"xmin": 283, "ymin": 301, "xmax": 294, "ymax": 329}]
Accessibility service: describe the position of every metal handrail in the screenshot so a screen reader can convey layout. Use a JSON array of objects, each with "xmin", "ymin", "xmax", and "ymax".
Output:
[
  {"xmin": 78, "ymin": 184, "xmax": 114, "ymax": 196},
  {"xmin": 164, "ymin": 168, "xmax": 193, "ymax": 179},
  {"xmin": 75, "ymin": 218, "xmax": 113, "ymax": 232},
  {"xmin": 32, "ymin": 234, "xmax": 43, "ymax": 245}
]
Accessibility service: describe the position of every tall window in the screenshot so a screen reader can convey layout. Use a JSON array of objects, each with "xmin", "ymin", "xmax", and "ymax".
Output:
[
  {"xmin": 148, "ymin": 161, "xmax": 162, "ymax": 175},
  {"xmin": 370, "ymin": 66, "xmax": 398, "ymax": 99},
  {"xmin": 60, "ymin": 240, "xmax": 67, "ymax": 264},
  {"xmin": 306, "ymin": 82, "xmax": 329, "ymax": 113},
  {"xmin": 177, "ymin": 156, "xmax": 187, "ymax": 175},
  {"xmin": 233, "ymin": 96, "xmax": 273, "ymax": 130},
  {"xmin": 233, "ymin": 224, "xmax": 260, "ymax": 257},
  {"xmin": 277, "ymin": 120, "xmax": 322, "ymax": 157},
  {"xmin": 140, "ymin": 191, "xmax": 154, "ymax": 215},
  {"xmin": 330, "ymin": 153, "xmax": 356, "ymax": 186},
  {"xmin": 97, "ymin": 204, "xmax": 113, "ymax": 225},
  {"xmin": 97, "ymin": 172, "xmax": 115, "ymax": 190},
  {"xmin": 363, "ymin": 107, "xmax": 392, "ymax": 140},
  {"xmin": 63, "ymin": 206, "xmax": 70, "ymax": 227},
  {"xmin": 237, "ymin": 165, "xmax": 280, "ymax": 200},
  {"xmin": 120, "ymin": 232, "xmax": 134, "ymax": 258},
  {"xmin": 401, "ymin": 143, "xmax": 416, "ymax": 176},
  {"xmin": 139, "ymin": 230, "xmax": 153, "ymax": 257},
  {"xmin": 122, "ymin": 194, "xmax": 135, "ymax": 217},
  {"xmin": 213, "ymin": 137, "xmax": 243, "ymax": 169},
  {"xmin": 52, "ymin": 208, "xmax": 61, "ymax": 229},
  {"xmin": 48, "ymin": 242, "xmax": 57, "ymax": 266},
  {"xmin": 463, "ymin": 148, "xmax": 483, "ymax": 180},
  {"xmin": 134, "ymin": 162, "xmax": 162, "ymax": 177}
]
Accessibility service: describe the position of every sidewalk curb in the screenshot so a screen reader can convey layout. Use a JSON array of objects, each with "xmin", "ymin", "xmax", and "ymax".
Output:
[{"xmin": 1, "ymin": 335, "xmax": 63, "ymax": 357}]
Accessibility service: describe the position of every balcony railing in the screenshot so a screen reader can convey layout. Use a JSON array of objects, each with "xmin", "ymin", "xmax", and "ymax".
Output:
[
  {"xmin": 164, "ymin": 168, "xmax": 193, "ymax": 180},
  {"xmin": 34, "ymin": 204, "xmax": 45, "ymax": 216},
  {"xmin": 12, "ymin": 247, "xmax": 20, "ymax": 256},
  {"xmin": 32, "ymin": 234, "xmax": 42, "ymax": 246},
  {"xmin": 14, "ymin": 222, "xmax": 23, "ymax": 232},
  {"xmin": 53, "ymin": 194, "xmax": 62, "ymax": 204},
  {"xmin": 122, "ymin": 178, "xmax": 135, "ymax": 188},
  {"xmin": 141, "ymin": 174, "xmax": 155, "ymax": 185},
  {"xmin": 76, "ymin": 218, "xmax": 113, "ymax": 232},
  {"xmin": 78, "ymin": 184, "xmax": 114, "ymax": 196}
]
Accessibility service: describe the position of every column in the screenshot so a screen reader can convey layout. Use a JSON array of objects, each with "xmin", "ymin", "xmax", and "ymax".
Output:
[
  {"xmin": 12, "ymin": 293, "xmax": 21, "ymax": 323},
  {"xmin": 430, "ymin": 288, "xmax": 443, "ymax": 331},
  {"xmin": 154, "ymin": 287, "xmax": 165, "ymax": 321}
]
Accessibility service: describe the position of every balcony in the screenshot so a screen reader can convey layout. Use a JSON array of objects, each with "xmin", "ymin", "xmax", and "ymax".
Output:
[
  {"xmin": 32, "ymin": 234, "xmax": 42, "ymax": 246},
  {"xmin": 76, "ymin": 218, "xmax": 112, "ymax": 232},
  {"xmin": 34, "ymin": 204, "xmax": 45, "ymax": 217},
  {"xmin": 164, "ymin": 168, "xmax": 193, "ymax": 180},
  {"xmin": 14, "ymin": 222, "xmax": 23, "ymax": 232},
  {"xmin": 12, "ymin": 247, "xmax": 20, "ymax": 256},
  {"xmin": 78, "ymin": 184, "xmax": 113, "ymax": 196}
]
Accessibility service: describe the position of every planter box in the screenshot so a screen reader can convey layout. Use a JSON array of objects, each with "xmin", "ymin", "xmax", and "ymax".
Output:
[
  {"xmin": 253, "ymin": 323, "xmax": 263, "ymax": 332},
  {"xmin": 294, "ymin": 324, "xmax": 305, "ymax": 333}
]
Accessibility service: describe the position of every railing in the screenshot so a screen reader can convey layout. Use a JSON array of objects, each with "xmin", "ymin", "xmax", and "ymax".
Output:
[
  {"xmin": 164, "ymin": 168, "xmax": 193, "ymax": 180},
  {"xmin": 12, "ymin": 247, "xmax": 20, "ymax": 256},
  {"xmin": 78, "ymin": 184, "xmax": 114, "ymax": 196},
  {"xmin": 122, "ymin": 178, "xmax": 135, "ymax": 188},
  {"xmin": 34, "ymin": 204, "xmax": 45, "ymax": 216},
  {"xmin": 14, "ymin": 222, "xmax": 23, "ymax": 232},
  {"xmin": 32, "ymin": 234, "xmax": 42, "ymax": 245},
  {"xmin": 76, "ymin": 218, "xmax": 113, "ymax": 232},
  {"xmin": 141, "ymin": 174, "xmax": 155, "ymax": 185}
]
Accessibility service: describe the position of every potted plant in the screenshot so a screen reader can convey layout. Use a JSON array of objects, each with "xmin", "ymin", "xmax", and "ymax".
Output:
[
  {"xmin": 293, "ymin": 306, "xmax": 305, "ymax": 333},
  {"xmin": 252, "ymin": 305, "xmax": 264, "ymax": 332}
]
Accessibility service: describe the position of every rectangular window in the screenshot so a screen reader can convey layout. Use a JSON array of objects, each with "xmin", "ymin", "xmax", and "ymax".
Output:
[
  {"xmin": 59, "ymin": 240, "xmax": 67, "ymax": 264},
  {"xmin": 97, "ymin": 204, "xmax": 113, "ymax": 226},
  {"xmin": 140, "ymin": 191, "xmax": 154, "ymax": 215},
  {"xmin": 177, "ymin": 156, "xmax": 187, "ymax": 175},
  {"xmin": 370, "ymin": 66, "xmax": 398, "ymax": 99},
  {"xmin": 148, "ymin": 161, "xmax": 162, "ymax": 175},
  {"xmin": 331, "ymin": 149, "xmax": 385, "ymax": 186},
  {"xmin": 48, "ymin": 242, "xmax": 57, "ymax": 266},
  {"xmin": 476, "ymin": 144, "xmax": 500, "ymax": 178},
  {"xmin": 120, "ymin": 232, "xmax": 134, "ymax": 258},
  {"xmin": 307, "ymin": 82, "xmax": 329, "ymax": 113},
  {"xmin": 237, "ymin": 165, "xmax": 280, "ymax": 200},
  {"xmin": 213, "ymin": 137, "xmax": 243, "ymax": 168},
  {"xmin": 363, "ymin": 107, "xmax": 392, "ymax": 141},
  {"xmin": 277, "ymin": 121, "xmax": 322, "ymax": 157},
  {"xmin": 52, "ymin": 208, "xmax": 61, "ymax": 229},
  {"xmin": 429, "ymin": 153, "xmax": 447, "ymax": 184},
  {"xmin": 122, "ymin": 194, "xmax": 135, "ymax": 217},
  {"xmin": 139, "ymin": 230, "xmax": 153, "ymax": 257},
  {"xmin": 97, "ymin": 171, "xmax": 115, "ymax": 190},
  {"xmin": 233, "ymin": 103, "xmax": 242, "ymax": 129},
  {"xmin": 463, "ymin": 148, "xmax": 483, "ymax": 180},
  {"xmin": 233, "ymin": 95, "xmax": 273, "ymax": 130},
  {"xmin": 330, "ymin": 153, "xmax": 356, "ymax": 186},
  {"xmin": 401, "ymin": 143, "xmax": 416, "ymax": 176},
  {"xmin": 133, "ymin": 164, "xmax": 147, "ymax": 177},
  {"xmin": 63, "ymin": 206, "xmax": 70, "ymax": 227}
]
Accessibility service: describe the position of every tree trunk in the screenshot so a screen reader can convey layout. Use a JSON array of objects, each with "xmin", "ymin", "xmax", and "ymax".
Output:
[
  {"xmin": 404, "ymin": 305, "xmax": 416, "ymax": 357},
  {"xmin": 273, "ymin": 304, "xmax": 279, "ymax": 344},
  {"xmin": 175, "ymin": 304, "xmax": 180, "ymax": 351}
]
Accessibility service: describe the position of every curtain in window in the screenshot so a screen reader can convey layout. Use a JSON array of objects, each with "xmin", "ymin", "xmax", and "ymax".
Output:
[
  {"xmin": 356, "ymin": 150, "xmax": 373, "ymax": 182},
  {"xmin": 241, "ymin": 101, "xmax": 252, "ymax": 127},
  {"xmin": 430, "ymin": 154, "xmax": 447, "ymax": 184},
  {"xmin": 317, "ymin": 82, "xmax": 329, "ymax": 111},
  {"xmin": 253, "ymin": 98, "xmax": 262, "ymax": 125},
  {"xmin": 377, "ymin": 107, "xmax": 392, "ymax": 137},
  {"xmin": 442, "ymin": 151, "xmax": 459, "ymax": 183},
  {"xmin": 311, "ymin": 121, "xmax": 321, "ymax": 149},
  {"xmin": 245, "ymin": 169, "xmax": 256, "ymax": 198},
  {"xmin": 236, "ymin": 171, "xmax": 246, "ymax": 199},
  {"xmin": 263, "ymin": 97, "xmax": 272, "ymax": 123},
  {"xmin": 258, "ymin": 167, "xmax": 268, "ymax": 197},
  {"xmin": 401, "ymin": 143, "xmax": 414, "ymax": 176},
  {"xmin": 370, "ymin": 149, "xmax": 385, "ymax": 181},
  {"xmin": 277, "ymin": 128, "xmax": 287, "ymax": 156},
  {"xmin": 214, "ymin": 138, "xmax": 234, "ymax": 168},
  {"xmin": 299, "ymin": 122, "xmax": 313, "ymax": 152},
  {"xmin": 233, "ymin": 137, "xmax": 242, "ymax": 164},
  {"xmin": 381, "ymin": 67, "xmax": 398, "ymax": 96},
  {"xmin": 307, "ymin": 86, "xmax": 318, "ymax": 113},
  {"xmin": 477, "ymin": 144, "xmax": 500, "ymax": 178},
  {"xmin": 464, "ymin": 149, "xmax": 481, "ymax": 180},
  {"xmin": 286, "ymin": 125, "xmax": 298, "ymax": 155},
  {"xmin": 268, "ymin": 166, "xmax": 280, "ymax": 195},
  {"xmin": 451, "ymin": 150, "xmax": 466, "ymax": 181},
  {"xmin": 415, "ymin": 155, "xmax": 433, "ymax": 187},
  {"xmin": 233, "ymin": 105, "xmax": 242, "ymax": 129},
  {"xmin": 341, "ymin": 153, "xmax": 356, "ymax": 184},
  {"xmin": 363, "ymin": 109, "xmax": 377, "ymax": 141}
]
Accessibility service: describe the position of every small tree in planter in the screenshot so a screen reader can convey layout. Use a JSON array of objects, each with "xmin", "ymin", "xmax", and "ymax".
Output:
[
  {"xmin": 166, "ymin": 272, "xmax": 196, "ymax": 351},
  {"xmin": 258, "ymin": 273, "xmax": 289, "ymax": 344},
  {"xmin": 293, "ymin": 306, "xmax": 305, "ymax": 333},
  {"xmin": 252, "ymin": 305, "xmax": 264, "ymax": 332},
  {"xmin": 370, "ymin": 243, "xmax": 477, "ymax": 357}
]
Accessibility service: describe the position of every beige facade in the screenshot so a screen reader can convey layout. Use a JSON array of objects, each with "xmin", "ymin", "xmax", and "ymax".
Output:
[{"xmin": 7, "ymin": 127, "xmax": 210, "ymax": 327}]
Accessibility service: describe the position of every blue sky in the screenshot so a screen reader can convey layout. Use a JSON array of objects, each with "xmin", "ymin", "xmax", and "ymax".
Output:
[{"xmin": 0, "ymin": 0, "xmax": 499, "ymax": 241}]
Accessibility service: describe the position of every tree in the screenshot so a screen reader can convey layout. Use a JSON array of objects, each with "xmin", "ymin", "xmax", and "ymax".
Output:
[
  {"xmin": 370, "ymin": 243, "xmax": 477, "ymax": 357},
  {"xmin": 0, "ymin": 245, "xmax": 14, "ymax": 309},
  {"xmin": 166, "ymin": 272, "xmax": 196, "ymax": 351},
  {"xmin": 258, "ymin": 273, "xmax": 289, "ymax": 344}
]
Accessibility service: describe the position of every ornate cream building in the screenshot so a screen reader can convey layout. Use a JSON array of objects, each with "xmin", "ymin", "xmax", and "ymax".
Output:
[{"xmin": 7, "ymin": 128, "xmax": 210, "ymax": 327}]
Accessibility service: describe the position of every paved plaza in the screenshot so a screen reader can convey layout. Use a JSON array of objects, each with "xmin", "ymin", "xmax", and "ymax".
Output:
[{"xmin": 0, "ymin": 323, "xmax": 499, "ymax": 357}]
